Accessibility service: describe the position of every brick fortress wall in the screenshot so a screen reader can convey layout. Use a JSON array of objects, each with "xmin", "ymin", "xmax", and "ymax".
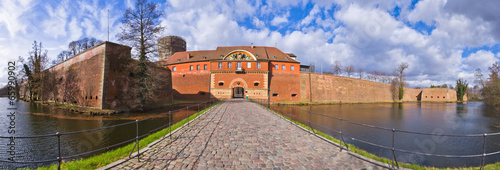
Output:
[
  {"xmin": 35, "ymin": 42, "xmax": 173, "ymax": 110},
  {"xmin": 299, "ymin": 73, "xmax": 459, "ymax": 102}
]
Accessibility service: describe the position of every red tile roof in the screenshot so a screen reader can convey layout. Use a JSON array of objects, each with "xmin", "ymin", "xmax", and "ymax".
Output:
[{"xmin": 158, "ymin": 46, "xmax": 299, "ymax": 65}]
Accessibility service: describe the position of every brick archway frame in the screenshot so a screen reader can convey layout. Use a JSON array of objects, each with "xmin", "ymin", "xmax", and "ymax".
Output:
[{"xmin": 230, "ymin": 78, "xmax": 248, "ymax": 88}]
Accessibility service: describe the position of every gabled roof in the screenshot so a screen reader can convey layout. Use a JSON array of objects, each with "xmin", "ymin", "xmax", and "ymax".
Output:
[{"xmin": 159, "ymin": 46, "xmax": 299, "ymax": 64}]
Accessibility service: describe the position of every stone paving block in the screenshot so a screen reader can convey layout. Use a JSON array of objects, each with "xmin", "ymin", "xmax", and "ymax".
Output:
[{"xmin": 101, "ymin": 99, "xmax": 384, "ymax": 169}]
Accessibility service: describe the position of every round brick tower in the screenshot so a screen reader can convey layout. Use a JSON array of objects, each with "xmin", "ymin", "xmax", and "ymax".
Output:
[{"xmin": 158, "ymin": 36, "xmax": 186, "ymax": 61}]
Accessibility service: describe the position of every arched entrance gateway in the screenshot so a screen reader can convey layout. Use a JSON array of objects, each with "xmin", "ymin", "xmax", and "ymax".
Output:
[{"xmin": 230, "ymin": 78, "xmax": 248, "ymax": 98}]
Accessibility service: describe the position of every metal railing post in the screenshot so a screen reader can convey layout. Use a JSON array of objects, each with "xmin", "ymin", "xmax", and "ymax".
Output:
[
  {"xmin": 170, "ymin": 112, "xmax": 173, "ymax": 140},
  {"xmin": 339, "ymin": 119, "xmax": 348, "ymax": 151},
  {"xmin": 136, "ymin": 120, "xmax": 140, "ymax": 162},
  {"xmin": 481, "ymin": 133, "xmax": 487, "ymax": 170},
  {"xmin": 57, "ymin": 132, "xmax": 61, "ymax": 170},
  {"xmin": 186, "ymin": 106, "xmax": 189, "ymax": 126},
  {"xmin": 391, "ymin": 129, "xmax": 399, "ymax": 169},
  {"xmin": 164, "ymin": 111, "xmax": 171, "ymax": 138}
]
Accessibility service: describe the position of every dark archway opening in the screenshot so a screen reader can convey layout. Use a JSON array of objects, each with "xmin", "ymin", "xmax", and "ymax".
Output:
[{"xmin": 233, "ymin": 87, "xmax": 244, "ymax": 98}]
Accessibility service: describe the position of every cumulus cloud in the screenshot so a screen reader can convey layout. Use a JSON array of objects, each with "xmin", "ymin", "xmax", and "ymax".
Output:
[
  {"xmin": 270, "ymin": 13, "xmax": 289, "ymax": 26},
  {"xmin": 462, "ymin": 50, "xmax": 499, "ymax": 70}
]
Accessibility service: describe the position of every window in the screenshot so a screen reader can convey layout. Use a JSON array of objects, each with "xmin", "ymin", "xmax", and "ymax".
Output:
[
  {"xmin": 197, "ymin": 65, "xmax": 200, "ymax": 70},
  {"xmin": 172, "ymin": 66, "xmax": 176, "ymax": 72},
  {"xmin": 291, "ymin": 65, "xmax": 294, "ymax": 71},
  {"xmin": 237, "ymin": 62, "xmax": 242, "ymax": 69},
  {"xmin": 275, "ymin": 64, "xmax": 278, "ymax": 70},
  {"xmin": 443, "ymin": 96, "xmax": 445, "ymax": 99},
  {"xmin": 272, "ymin": 93, "xmax": 278, "ymax": 97},
  {"xmin": 291, "ymin": 94, "xmax": 297, "ymax": 97},
  {"xmin": 204, "ymin": 64, "xmax": 207, "ymax": 70},
  {"xmin": 228, "ymin": 62, "xmax": 232, "ymax": 68},
  {"xmin": 282, "ymin": 64, "xmax": 285, "ymax": 70},
  {"xmin": 254, "ymin": 82, "xmax": 259, "ymax": 86},
  {"xmin": 190, "ymin": 65, "xmax": 193, "ymax": 71},
  {"xmin": 257, "ymin": 62, "xmax": 261, "ymax": 68},
  {"xmin": 219, "ymin": 82, "xmax": 224, "ymax": 86},
  {"xmin": 218, "ymin": 62, "xmax": 222, "ymax": 68},
  {"xmin": 247, "ymin": 62, "xmax": 251, "ymax": 68}
]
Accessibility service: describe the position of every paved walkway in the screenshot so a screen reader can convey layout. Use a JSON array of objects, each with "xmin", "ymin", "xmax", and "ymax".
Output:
[{"xmin": 104, "ymin": 99, "xmax": 383, "ymax": 170}]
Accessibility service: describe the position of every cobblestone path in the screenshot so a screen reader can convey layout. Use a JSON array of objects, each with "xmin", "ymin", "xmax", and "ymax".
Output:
[{"xmin": 104, "ymin": 99, "xmax": 383, "ymax": 170}]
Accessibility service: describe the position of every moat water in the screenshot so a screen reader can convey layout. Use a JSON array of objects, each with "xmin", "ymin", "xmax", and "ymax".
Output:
[
  {"xmin": 0, "ymin": 97, "xmax": 206, "ymax": 169},
  {"xmin": 0, "ymin": 98, "xmax": 499, "ymax": 168},
  {"xmin": 272, "ymin": 102, "xmax": 500, "ymax": 168}
]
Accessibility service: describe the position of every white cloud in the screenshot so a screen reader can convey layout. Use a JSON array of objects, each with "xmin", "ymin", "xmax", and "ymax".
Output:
[
  {"xmin": 299, "ymin": 5, "xmax": 320, "ymax": 26},
  {"xmin": 0, "ymin": 0, "xmax": 35, "ymax": 37},
  {"xmin": 462, "ymin": 50, "xmax": 499, "ymax": 70},
  {"xmin": 408, "ymin": 0, "xmax": 446, "ymax": 25},
  {"xmin": 270, "ymin": 13, "xmax": 289, "ymax": 26},
  {"xmin": 253, "ymin": 17, "xmax": 265, "ymax": 28},
  {"xmin": 42, "ymin": 0, "xmax": 69, "ymax": 38}
]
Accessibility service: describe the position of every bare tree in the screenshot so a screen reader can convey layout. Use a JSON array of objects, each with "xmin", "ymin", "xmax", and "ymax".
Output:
[
  {"xmin": 357, "ymin": 68, "xmax": 364, "ymax": 79},
  {"xmin": 344, "ymin": 65, "xmax": 355, "ymax": 77},
  {"xmin": 393, "ymin": 63, "xmax": 409, "ymax": 100},
  {"xmin": 331, "ymin": 60, "xmax": 343, "ymax": 75},
  {"xmin": 27, "ymin": 41, "xmax": 49, "ymax": 100},
  {"xmin": 68, "ymin": 41, "xmax": 79, "ymax": 56},
  {"xmin": 373, "ymin": 70, "xmax": 380, "ymax": 82},
  {"xmin": 117, "ymin": 0, "xmax": 164, "ymax": 109},
  {"xmin": 482, "ymin": 62, "xmax": 500, "ymax": 109},
  {"xmin": 117, "ymin": 0, "xmax": 164, "ymax": 61},
  {"xmin": 474, "ymin": 68, "xmax": 485, "ymax": 88}
]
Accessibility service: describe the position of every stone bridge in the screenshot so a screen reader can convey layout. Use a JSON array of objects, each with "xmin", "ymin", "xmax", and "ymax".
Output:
[{"xmin": 101, "ymin": 99, "xmax": 386, "ymax": 170}]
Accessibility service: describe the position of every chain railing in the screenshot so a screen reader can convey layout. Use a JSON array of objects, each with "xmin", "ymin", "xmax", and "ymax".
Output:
[
  {"xmin": 251, "ymin": 99, "xmax": 500, "ymax": 170},
  {"xmin": 0, "ymin": 99, "xmax": 219, "ymax": 169}
]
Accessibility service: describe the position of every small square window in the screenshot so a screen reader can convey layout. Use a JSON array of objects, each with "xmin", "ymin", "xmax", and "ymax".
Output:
[
  {"xmin": 272, "ymin": 93, "xmax": 278, "ymax": 97},
  {"xmin": 291, "ymin": 94, "xmax": 297, "ymax": 97},
  {"xmin": 219, "ymin": 82, "xmax": 224, "ymax": 86},
  {"xmin": 254, "ymin": 82, "xmax": 259, "ymax": 86},
  {"xmin": 443, "ymin": 96, "xmax": 445, "ymax": 99}
]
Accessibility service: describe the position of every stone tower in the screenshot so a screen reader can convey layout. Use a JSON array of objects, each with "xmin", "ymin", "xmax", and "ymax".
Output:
[{"xmin": 158, "ymin": 36, "xmax": 186, "ymax": 61}]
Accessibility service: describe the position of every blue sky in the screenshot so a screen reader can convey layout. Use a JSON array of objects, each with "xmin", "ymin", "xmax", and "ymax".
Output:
[{"xmin": 1, "ymin": 0, "xmax": 499, "ymax": 88}]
